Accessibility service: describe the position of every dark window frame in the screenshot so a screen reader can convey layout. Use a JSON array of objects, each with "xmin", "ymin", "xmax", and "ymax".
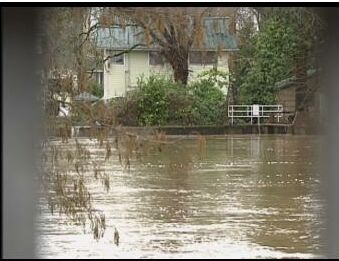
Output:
[
  {"xmin": 111, "ymin": 53, "xmax": 124, "ymax": 65},
  {"xmin": 189, "ymin": 51, "xmax": 217, "ymax": 65},
  {"xmin": 95, "ymin": 72, "xmax": 104, "ymax": 86},
  {"xmin": 149, "ymin": 51, "xmax": 165, "ymax": 66}
]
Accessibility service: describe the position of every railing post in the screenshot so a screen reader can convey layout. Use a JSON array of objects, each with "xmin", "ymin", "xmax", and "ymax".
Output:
[
  {"xmin": 278, "ymin": 105, "xmax": 281, "ymax": 123},
  {"xmin": 231, "ymin": 106, "xmax": 234, "ymax": 125}
]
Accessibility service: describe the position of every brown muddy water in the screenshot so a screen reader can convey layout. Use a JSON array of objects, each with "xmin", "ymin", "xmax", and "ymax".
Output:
[{"xmin": 37, "ymin": 135, "xmax": 324, "ymax": 258}]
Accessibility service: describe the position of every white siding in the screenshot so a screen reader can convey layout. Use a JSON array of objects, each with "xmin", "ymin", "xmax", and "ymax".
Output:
[
  {"xmin": 103, "ymin": 50, "xmax": 126, "ymax": 99},
  {"xmin": 216, "ymin": 52, "xmax": 229, "ymax": 95},
  {"xmin": 128, "ymin": 51, "xmax": 149, "ymax": 89},
  {"xmin": 188, "ymin": 64, "xmax": 214, "ymax": 83},
  {"xmin": 103, "ymin": 50, "xmax": 230, "ymax": 99},
  {"xmin": 150, "ymin": 63, "xmax": 174, "ymax": 80},
  {"xmin": 217, "ymin": 52, "xmax": 229, "ymax": 73}
]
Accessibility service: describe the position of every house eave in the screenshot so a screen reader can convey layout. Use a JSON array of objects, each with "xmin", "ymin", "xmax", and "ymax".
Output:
[{"xmin": 97, "ymin": 46, "xmax": 240, "ymax": 52}]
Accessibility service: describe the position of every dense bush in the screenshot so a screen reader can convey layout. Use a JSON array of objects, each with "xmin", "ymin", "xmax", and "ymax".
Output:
[
  {"xmin": 188, "ymin": 79, "xmax": 226, "ymax": 125},
  {"xmin": 112, "ymin": 93, "xmax": 139, "ymax": 126},
  {"xmin": 109, "ymin": 74, "xmax": 227, "ymax": 126},
  {"xmin": 197, "ymin": 68, "xmax": 230, "ymax": 92},
  {"xmin": 140, "ymin": 75, "xmax": 227, "ymax": 126},
  {"xmin": 137, "ymin": 75, "xmax": 185, "ymax": 125},
  {"xmin": 71, "ymin": 75, "xmax": 227, "ymax": 127},
  {"xmin": 165, "ymin": 85, "xmax": 194, "ymax": 125},
  {"xmin": 89, "ymin": 82, "xmax": 104, "ymax": 98},
  {"xmin": 238, "ymin": 16, "xmax": 301, "ymax": 105}
]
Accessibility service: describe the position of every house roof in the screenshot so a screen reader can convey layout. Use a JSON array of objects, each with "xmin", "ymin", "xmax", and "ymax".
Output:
[{"xmin": 94, "ymin": 17, "xmax": 238, "ymax": 51}]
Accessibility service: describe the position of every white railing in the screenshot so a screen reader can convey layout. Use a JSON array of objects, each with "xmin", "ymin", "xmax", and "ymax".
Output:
[{"xmin": 228, "ymin": 104, "xmax": 283, "ymax": 125}]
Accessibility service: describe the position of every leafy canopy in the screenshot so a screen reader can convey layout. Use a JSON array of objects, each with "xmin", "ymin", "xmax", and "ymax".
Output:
[{"xmin": 239, "ymin": 16, "xmax": 300, "ymax": 104}]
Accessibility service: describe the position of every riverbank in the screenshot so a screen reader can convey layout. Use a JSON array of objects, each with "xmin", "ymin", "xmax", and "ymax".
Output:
[{"xmin": 68, "ymin": 123, "xmax": 322, "ymax": 137}]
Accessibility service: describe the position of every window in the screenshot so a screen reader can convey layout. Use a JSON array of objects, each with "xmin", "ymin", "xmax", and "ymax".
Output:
[
  {"xmin": 111, "ymin": 53, "xmax": 124, "ymax": 65},
  {"xmin": 95, "ymin": 72, "xmax": 103, "ymax": 86},
  {"xmin": 87, "ymin": 71, "xmax": 103, "ymax": 87},
  {"xmin": 95, "ymin": 72, "xmax": 104, "ymax": 85},
  {"xmin": 189, "ymin": 51, "xmax": 217, "ymax": 65},
  {"xmin": 149, "ymin": 51, "xmax": 165, "ymax": 66}
]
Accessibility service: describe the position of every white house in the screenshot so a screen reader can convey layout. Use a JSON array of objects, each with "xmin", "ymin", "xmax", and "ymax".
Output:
[{"xmin": 94, "ymin": 17, "xmax": 238, "ymax": 100}]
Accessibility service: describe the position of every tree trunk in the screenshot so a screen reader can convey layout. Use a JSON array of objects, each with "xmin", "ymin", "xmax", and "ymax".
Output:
[
  {"xmin": 227, "ymin": 51, "xmax": 238, "ymax": 104},
  {"xmin": 225, "ymin": 16, "xmax": 237, "ymax": 104},
  {"xmin": 164, "ymin": 47, "xmax": 189, "ymax": 85},
  {"xmin": 294, "ymin": 52, "xmax": 308, "ymax": 111},
  {"xmin": 172, "ymin": 57, "xmax": 189, "ymax": 85}
]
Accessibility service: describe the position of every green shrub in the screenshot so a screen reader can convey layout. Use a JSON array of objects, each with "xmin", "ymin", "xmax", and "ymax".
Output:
[
  {"xmin": 166, "ymin": 87, "xmax": 194, "ymax": 125},
  {"xmin": 197, "ymin": 68, "xmax": 230, "ymax": 93},
  {"xmin": 136, "ymin": 75, "xmax": 185, "ymax": 126},
  {"xmin": 238, "ymin": 16, "xmax": 300, "ymax": 105},
  {"xmin": 113, "ymin": 93, "xmax": 139, "ymax": 126},
  {"xmin": 89, "ymin": 82, "xmax": 104, "ymax": 98},
  {"xmin": 189, "ymin": 79, "xmax": 226, "ymax": 125},
  {"xmin": 104, "ymin": 74, "xmax": 228, "ymax": 126}
]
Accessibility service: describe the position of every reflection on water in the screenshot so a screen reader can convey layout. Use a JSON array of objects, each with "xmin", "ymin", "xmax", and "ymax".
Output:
[{"xmin": 37, "ymin": 135, "xmax": 324, "ymax": 258}]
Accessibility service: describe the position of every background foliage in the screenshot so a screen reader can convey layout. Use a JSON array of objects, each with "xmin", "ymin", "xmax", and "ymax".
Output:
[
  {"xmin": 234, "ymin": 8, "xmax": 323, "ymax": 107},
  {"xmin": 238, "ymin": 16, "xmax": 300, "ymax": 104}
]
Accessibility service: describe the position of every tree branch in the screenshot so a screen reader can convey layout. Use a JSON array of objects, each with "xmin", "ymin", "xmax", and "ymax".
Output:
[{"xmin": 87, "ymin": 43, "xmax": 145, "ymax": 79}]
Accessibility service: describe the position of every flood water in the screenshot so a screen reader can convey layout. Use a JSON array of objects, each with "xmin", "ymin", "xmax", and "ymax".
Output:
[{"xmin": 37, "ymin": 135, "xmax": 324, "ymax": 258}]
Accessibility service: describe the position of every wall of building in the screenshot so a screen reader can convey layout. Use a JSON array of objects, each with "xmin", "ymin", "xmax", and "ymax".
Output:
[
  {"xmin": 276, "ymin": 74, "xmax": 324, "ymax": 128},
  {"xmin": 149, "ymin": 51, "xmax": 229, "ymax": 91},
  {"xmin": 276, "ymin": 74, "xmax": 322, "ymax": 115},
  {"xmin": 217, "ymin": 52, "xmax": 229, "ymax": 95},
  {"xmin": 127, "ymin": 51, "xmax": 150, "ymax": 89},
  {"xmin": 103, "ymin": 50, "xmax": 230, "ymax": 99},
  {"xmin": 103, "ymin": 50, "xmax": 126, "ymax": 99},
  {"xmin": 150, "ymin": 63, "xmax": 174, "ymax": 79},
  {"xmin": 277, "ymin": 86, "xmax": 296, "ymax": 113}
]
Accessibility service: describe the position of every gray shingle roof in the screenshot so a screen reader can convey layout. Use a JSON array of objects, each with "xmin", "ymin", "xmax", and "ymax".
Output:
[
  {"xmin": 203, "ymin": 17, "xmax": 238, "ymax": 50},
  {"xmin": 94, "ymin": 17, "xmax": 238, "ymax": 51},
  {"xmin": 95, "ymin": 25, "xmax": 146, "ymax": 50}
]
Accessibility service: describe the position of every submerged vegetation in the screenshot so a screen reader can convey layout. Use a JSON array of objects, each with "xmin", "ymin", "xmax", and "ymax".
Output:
[{"xmin": 40, "ymin": 125, "xmax": 208, "ymax": 241}]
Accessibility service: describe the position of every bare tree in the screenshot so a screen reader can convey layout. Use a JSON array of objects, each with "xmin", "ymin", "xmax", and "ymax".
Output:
[{"xmin": 95, "ymin": 7, "xmax": 236, "ymax": 85}]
